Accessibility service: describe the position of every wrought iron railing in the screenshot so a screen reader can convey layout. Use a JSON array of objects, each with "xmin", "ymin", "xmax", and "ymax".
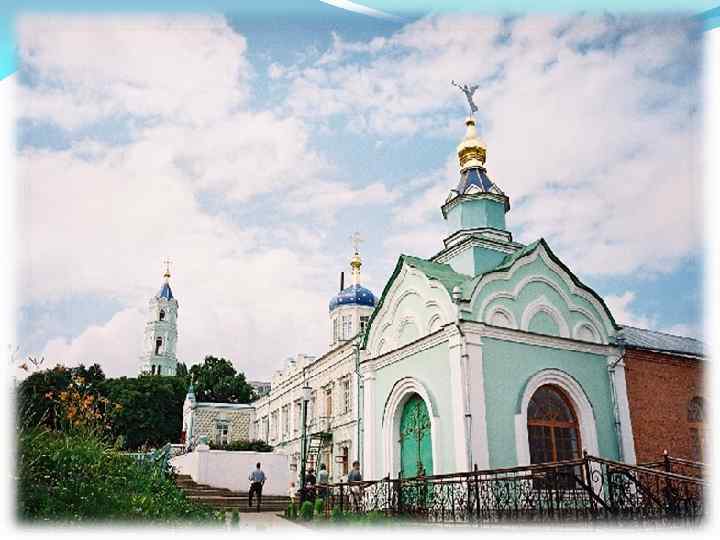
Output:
[
  {"xmin": 126, "ymin": 443, "xmax": 172, "ymax": 474},
  {"xmin": 317, "ymin": 453, "xmax": 705, "ymax": 525},
  {"xmin": 638, "ymin": 454, "xmax": 704, "ymax": 479}
]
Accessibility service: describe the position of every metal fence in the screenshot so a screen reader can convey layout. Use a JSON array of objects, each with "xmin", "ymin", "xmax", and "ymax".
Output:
[{"xmin": 318, "ymin": 453, "xmax": 704, "ymax": 525}]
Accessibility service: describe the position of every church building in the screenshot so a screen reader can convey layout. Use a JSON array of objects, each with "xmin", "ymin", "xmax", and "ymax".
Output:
[{"xmin": 173, "ymin": 112, "xmax": 704, "ymax": 485}]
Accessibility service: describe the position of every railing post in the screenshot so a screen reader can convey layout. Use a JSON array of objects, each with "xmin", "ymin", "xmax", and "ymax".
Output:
[
  {"xmin": 396, "ymin": 472, "xmax": 402, "ymax": 516},
  {"xmin": 582, "ymin": 451, "xmax": 597, "ymax": 517},
  {"xmin": 474, "ymin": 464, "xmax": 481, "ymax": 522},
  {"xmin": 663, "ymin": 450, "xmax": 676, "ymax": 516},
  {"xmin": 339, "ymin": 483, "xmax": 344, "ymax": 513}
]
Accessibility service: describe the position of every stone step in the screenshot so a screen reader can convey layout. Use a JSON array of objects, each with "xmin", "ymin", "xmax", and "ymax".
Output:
[{"xmin": 188, "ymin": 496, "xmax": 291, "ymax": 504}]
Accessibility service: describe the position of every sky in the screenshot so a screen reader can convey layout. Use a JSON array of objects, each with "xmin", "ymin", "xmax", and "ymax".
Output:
[{"xmin": 12, "ymin": 5, "xmax": 703, "ymax": 380}]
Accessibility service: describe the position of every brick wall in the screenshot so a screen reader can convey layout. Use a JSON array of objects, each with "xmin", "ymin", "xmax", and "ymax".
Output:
[
  {"xmin": 623, "ymin": 348, "xmax": 705, "ymax": 463},
  {"xmin": 192, "ymin": 407, "xmax": 253, "ymax": 444}
]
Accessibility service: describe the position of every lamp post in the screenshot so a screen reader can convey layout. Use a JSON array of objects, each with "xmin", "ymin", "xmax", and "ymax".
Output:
[{"xmin": 300, "ymin": 382, "xmax": 312, "ymax": 502}]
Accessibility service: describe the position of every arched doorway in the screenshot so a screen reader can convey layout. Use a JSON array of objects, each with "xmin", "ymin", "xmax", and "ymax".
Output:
[
  {"xmin": 399, "ymin": 393, "xmax": 433, "ymax": 477},
  {"xmin": 527, "ymin": 384, "xmax": 581, "ymax": 464}
]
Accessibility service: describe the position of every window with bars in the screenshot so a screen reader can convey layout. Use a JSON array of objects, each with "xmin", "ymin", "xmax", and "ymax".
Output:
[
  {"xmin": 270, "ymin": 411, "xmax": 278, "ymax": 440},
  {"xmin": 688, "ymin": 396, "xmax": 705, "ymax": 461},
  {"xmin": 342, "ymin": 315, "xmax": 352, "ymax": 340},
  {"xmin": 333, "ymin": 317, "xmax": 340, "ymax": 343},
  {"xmin": 325, "ymin": 386, "xmax": 333, "ymax": 418},
  {"xmin": 282, "ymin": 405, "xmax": 290, "ymax": 439},
  {"xmin": 342, "ymin": 378, "xmax": 351, "ymax": 415},
  {"xmin": 360, "ymin": 316, "xmax": 369, "ymax": 334},
  {"xmin": 215, "ymin": 421, "xmax": 229, "ymax": 447},
  {"xmin": 294, "ymin": 400, "xmax": 302, "ymax": 433},
  {"xmin": 527, "ymin": 385, "xmax": 581, "ymax": 489}
]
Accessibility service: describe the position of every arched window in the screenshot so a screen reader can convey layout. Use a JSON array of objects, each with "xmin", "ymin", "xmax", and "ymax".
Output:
[
  {"xmin": 688, "ymin": 396, "xmax": 705, "ymax": 461},
  {"xmin": 527, "ymin": 385, "xmax": 581, "ymax": 464},
  {"xmin": 159, "ymin": 309, "xmax": 165, "ymax": 321},
  {"xmin": 155, "ymin": 337, "xmax": 163, "ymax": 355}
]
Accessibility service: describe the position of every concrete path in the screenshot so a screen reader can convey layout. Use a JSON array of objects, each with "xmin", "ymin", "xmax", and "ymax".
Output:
[{"xmin": 224, "ymin": 511, "xmax": 304, "ymax": 531}]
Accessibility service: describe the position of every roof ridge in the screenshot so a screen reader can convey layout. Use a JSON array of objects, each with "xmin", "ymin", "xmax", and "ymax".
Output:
[{"xmin": 621, "ymin": 324, "xmax": 702, "ymax": 342}]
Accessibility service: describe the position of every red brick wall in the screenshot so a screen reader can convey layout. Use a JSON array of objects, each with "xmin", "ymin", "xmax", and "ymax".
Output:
[{"xmin": 623, "ymin": 348, "xmax": 705, "ymax": 464}]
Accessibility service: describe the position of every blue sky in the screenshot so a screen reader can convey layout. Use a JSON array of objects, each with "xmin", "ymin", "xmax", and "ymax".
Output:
[{"xmin": 13, "ymin": 7, "xmax": 703, "ymax": 379}]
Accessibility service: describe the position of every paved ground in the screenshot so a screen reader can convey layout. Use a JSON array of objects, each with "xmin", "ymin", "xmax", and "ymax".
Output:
[{"xmin": 224, "ymin": 511, "xmax": 303, "ymax": 531}]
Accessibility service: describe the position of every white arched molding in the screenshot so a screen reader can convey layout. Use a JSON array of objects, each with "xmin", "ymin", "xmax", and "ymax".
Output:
[
  {"xmin": 381, "ymin": 377, "xmax": 439, "ymax": 478},
  {"xmin": 367, "ymin": 264, "xmax": 455, "ymax": 358},
  {"xmin": 485, "ymin": 305, "xmax": 517, "ymax": 329},
  {"xmin": 514, "ymin": 369, "xmax": 599, "ymax": 466},
  {"xmin": 573, "ymin": 321, "xmax": 601, "ymax": 344},
  {"xmin": 469, "ymin": 244, "xmax": 614, "ymax": 342},
  {"xmin": 427, "ymin": 313, "xmax": 443, "ymax": 334},
  {"xmin": 396, "ymin": 316, "xmax": 420, "ymax": 347},
  {"xmin": 520, "ymin": 296, "xmax": 570, "ymax": 338}
]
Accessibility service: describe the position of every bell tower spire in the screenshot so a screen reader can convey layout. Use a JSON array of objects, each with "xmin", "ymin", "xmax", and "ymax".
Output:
[{"xmin": 139, "ymin": 260, "xmax": 179, "ymax": 376}]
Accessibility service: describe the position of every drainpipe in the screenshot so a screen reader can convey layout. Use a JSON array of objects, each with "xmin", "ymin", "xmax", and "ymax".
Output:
[
  {"xmin": 353, "ymin": 337, "xmax": 363, "ymax": 467},
  {"xmin": 607, "ymin": 333, "xmax": 627, "ymax": 462},
  {"xmin": 452, "ymin": 286, "xmax": 473, "ymax": 469}
]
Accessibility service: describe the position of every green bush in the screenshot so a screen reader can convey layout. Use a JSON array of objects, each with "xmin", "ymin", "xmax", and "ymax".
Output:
[
  {"xmin": 314, "ymin": 498, "xmax": 324, "ymax": 518},
  {"xmin": 208, "ymin": 439, "xmax": 273, "ymax": 452},
  {"xmin": 285, "ymin": 502, "xmax": 299, "ymax": 520},
  {"xmin": 17, "ymin": 427, "xmax": 221, "ymax": 523},
  {"xmin": 330, "ymin": 506, "xmax": 344, "ymax": 523},
  {"xmin": 299, "ymin": 501, "xmax": 314, "ymax": 521}
]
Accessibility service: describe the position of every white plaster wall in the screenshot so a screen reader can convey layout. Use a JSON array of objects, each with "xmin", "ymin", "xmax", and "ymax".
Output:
[{"xmin": 171, "ymin": 450, "xmax": 289, "ymax": 496}]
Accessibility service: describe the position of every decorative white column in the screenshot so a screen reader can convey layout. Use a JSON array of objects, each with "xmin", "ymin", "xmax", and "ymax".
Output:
[
  {"xmin": 447, "ymin": 326, "xmax": 470, "ymax": 473},
  {"xmin": 361, "ymin": 369, "xmax": 377, "ymax": 479},
  {"xmin": 608, "ymin": 355, "xmax": 637, "ymax": 464},
  {"xmin": 465, "ymin": 326, "xmax": 489, "ymax": 469}
]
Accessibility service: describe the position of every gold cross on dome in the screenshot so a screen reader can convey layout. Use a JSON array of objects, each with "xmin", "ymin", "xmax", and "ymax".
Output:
[
  {"xmin": 350, "ymin": 232, "xmax": 363, "ymax": 254},
  {"xmin": 163, "ymin": 258, "xmax": 172, "ymax": 277}
]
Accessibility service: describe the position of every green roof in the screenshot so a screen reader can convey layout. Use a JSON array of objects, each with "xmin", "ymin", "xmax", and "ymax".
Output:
[
  {"xmin": 361, "ymin": 238, "xmax": 617, "ymax": 350},
  {"xmin": 401, "ymin": 255, "xmax": 471, "ymax": 294}
]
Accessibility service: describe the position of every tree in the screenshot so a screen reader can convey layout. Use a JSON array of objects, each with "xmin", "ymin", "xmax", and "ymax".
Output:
[
  {"xmin": 189, "ymin": 356, "xmax": 254, "ymax": 404},
  {"xmin": 175, "ymin": 362, "xmax": 189, "ymax": 379},
  {"xmin": 17, "ymin": 364, "xmax": 106, "ymax": 429},
  {"xmin": 99, "ymin": 376, "xmax": 187, "ymax": 450}
]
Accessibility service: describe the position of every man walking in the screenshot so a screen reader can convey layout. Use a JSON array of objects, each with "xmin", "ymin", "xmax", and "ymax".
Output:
[
  {"xmin": 248, "ymin": 462, "xmax": 266, "ymax": 511},
  {"xmin": 347, "ymin": 461, "xmax": 362, "ymax": 511},
  {"xmin": 317, "ymin": 463, "xmax": 329, "ymax": 500}
]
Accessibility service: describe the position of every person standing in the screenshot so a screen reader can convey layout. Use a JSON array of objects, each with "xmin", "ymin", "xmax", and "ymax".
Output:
[
  {"xmin": 317, "ymin": 463, "xmax": 329, "ymax": 499},
  {"xmin": 248, "ymin": 462, "xmax": 266, "ymax": 511},
  {"xmin": 347, "ymin": 461, "xmax": 362, "ymax": 511},
  {"xmin": 347, "ymin": 460, "xmax": 362, "ymax": 482}
]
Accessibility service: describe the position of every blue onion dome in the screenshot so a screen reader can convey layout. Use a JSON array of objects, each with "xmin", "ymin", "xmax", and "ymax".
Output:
[
  {"xmin": 329, "ymin": 284, "xmax": 377, "ymax": 312},
  {"xmin": 158, "ymin": 281, "xmax": 174, "ymax": 300},
  {"xmin": 157, "ymin": 266, "xmax": 174, "ymax": 299},
  {"xmin": 329, "ymin": 242, "xmax": 376, "ymax": 312}
]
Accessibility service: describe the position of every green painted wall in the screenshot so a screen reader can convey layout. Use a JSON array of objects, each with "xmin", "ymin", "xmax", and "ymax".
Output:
[
  {"xmin": 446, "ymin": 197, "xmax": 506, "ymax": 232},
  {"xmin": 373, "ymin": 341, "xmax": 455, "ymax": 474},
  {"xmin": 471, "ymin": 252, "xmax": 613, "ymax": 342},
  {"xmin": 482, "ymin": 337, "xmax": 619, "ymax": 468},
  {"xmin": 528, "ymin": 310, "xmax": 560, "ymax": 336}
]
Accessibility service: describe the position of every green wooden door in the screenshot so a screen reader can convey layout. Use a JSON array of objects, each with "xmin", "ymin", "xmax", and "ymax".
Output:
[{"xmin": 399, "ymin": 394, "xmax": 433, "ymax": 477}]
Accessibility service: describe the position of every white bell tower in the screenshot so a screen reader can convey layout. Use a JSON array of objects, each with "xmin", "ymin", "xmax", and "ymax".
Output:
[{"xmin": 139, "ymin": 259, "xmax": 179, "ymax": 376}]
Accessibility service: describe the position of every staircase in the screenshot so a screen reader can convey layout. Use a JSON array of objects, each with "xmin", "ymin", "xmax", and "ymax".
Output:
[{"xmin": 175, "ymin": 474, "xmax": 290, "ymax": 513}]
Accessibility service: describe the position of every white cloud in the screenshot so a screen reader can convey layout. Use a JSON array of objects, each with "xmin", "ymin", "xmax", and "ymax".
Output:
[
  {"xmin": 15, "ymin": 15, "xmax": 393, "ymax": 379},
  {"xmin": 290, "ymin": 14, "xmax": 701, "ymax": 276},
  {"xmin": 18, "ymin": 14, "xmax": 252, "ymax": 128},
  {"xmin": 604, "ymin": 291, "xmax": 656, "ymax": 329}
]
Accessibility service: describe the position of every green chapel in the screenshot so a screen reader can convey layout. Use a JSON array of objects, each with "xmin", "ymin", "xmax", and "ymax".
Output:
[{"xmin": 359, "ymin": 115, "xmax": 632, "ymax": 479}]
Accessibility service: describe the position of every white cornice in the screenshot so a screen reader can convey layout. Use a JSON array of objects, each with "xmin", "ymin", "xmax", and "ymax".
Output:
[{"xmin": 467, "ymin": 321, "xmax": 617, "ymax": 355}]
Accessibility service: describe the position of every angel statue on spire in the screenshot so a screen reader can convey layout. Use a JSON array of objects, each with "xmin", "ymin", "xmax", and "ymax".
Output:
[{"xmin": 451, "ymin": 80, "xmax": 479, "ymax": 115}]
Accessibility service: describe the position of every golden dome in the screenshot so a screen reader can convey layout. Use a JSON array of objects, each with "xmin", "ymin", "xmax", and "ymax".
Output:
[{"xmin": 456, "ymin": 117, "xmax": 486, "ymax": 171}]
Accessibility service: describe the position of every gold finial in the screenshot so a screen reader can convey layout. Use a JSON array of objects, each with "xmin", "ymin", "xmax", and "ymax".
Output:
[
  {"xmin": 350, "ymin": 232, "xmax": 363, "ymax": 285},
  {"xmin": 457, "ymin": 116, "xmax": 486, "ymax": 171},
  {"xmin": 163, "ymin": 258, "xmax": 172, "ymax": 281}
]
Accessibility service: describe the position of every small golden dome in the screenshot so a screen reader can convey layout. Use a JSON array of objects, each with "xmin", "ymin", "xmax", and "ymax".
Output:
[{"xmin": 456, "ymin": 117, "xmax": 486, "ymax": 171}]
